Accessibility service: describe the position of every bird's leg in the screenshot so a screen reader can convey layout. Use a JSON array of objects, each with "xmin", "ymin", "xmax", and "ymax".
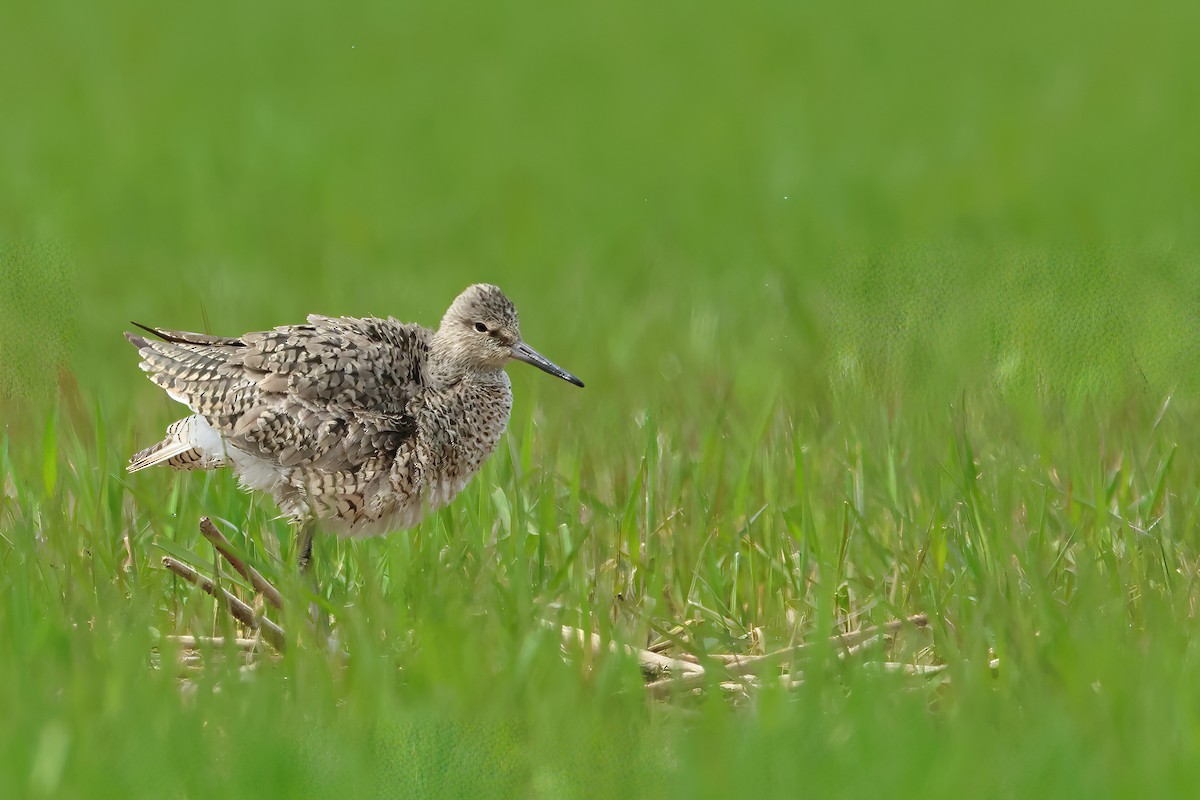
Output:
[
  {"xmin": 296, "ymin": 522, "xmax": 315, "ymax": 574},
  {"xmin": 294, "ymin": 521, "xmax": 329, "ymax": 636}
]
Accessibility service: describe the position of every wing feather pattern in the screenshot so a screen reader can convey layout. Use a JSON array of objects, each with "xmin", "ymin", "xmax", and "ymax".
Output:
[{"xmin": 127, "ymin": 317, "xmax": 430, "ymax": 474}]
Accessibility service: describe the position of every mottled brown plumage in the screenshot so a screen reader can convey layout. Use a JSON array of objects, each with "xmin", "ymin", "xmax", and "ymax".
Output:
[{"xmin": 127, "ymin": 284, "xmax": 582, "ymax": 541}]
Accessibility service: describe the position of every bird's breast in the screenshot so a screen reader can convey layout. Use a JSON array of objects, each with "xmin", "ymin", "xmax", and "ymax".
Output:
[{"xmin": 418, "ymin": 379, "xmax": 512, "ymax": 490}]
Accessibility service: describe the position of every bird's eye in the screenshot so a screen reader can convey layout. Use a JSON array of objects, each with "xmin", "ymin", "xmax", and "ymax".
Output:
[{"xmin": 474, "ymin": 322, "xmax": 488, "ymax": 333}]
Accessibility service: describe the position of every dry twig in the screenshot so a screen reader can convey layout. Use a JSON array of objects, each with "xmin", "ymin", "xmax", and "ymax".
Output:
[
  {"xmin": 198, "ymin": 517, "xmax": 284, "ymax": 609},
  {"xmin": 162, "ymin": 556, "xmax": 286, "ymax": 650},
  {"xmin": 163, "ymin": 635, "xmax": 262, "ymax": 650},
  {"xmin": 643, "ymin": 614, "xmax": 932, "ymax": 699},
  {"xmin": 559, "ymin": 625, "xmax": 704, "ymax": 681},
  {"xmin": 867, "ymin": 661, "xmax": 948, "ymax": 676}
]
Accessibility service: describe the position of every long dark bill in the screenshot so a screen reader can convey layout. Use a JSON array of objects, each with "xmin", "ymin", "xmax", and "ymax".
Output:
[{"xmin": 511, "ymin": 341, "xmax": 585, "ymax": 388}]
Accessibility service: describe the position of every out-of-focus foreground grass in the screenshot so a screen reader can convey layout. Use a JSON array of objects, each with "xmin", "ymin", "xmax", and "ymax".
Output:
[{"xmin": 3, "ymin": 0, "xmax": 1200, "ymax": 797}]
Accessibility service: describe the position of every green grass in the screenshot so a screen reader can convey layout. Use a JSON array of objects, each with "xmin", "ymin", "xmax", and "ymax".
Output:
[{"xmin": 4, "ymin": 0, "xmax": 1200, "ymax": 796}]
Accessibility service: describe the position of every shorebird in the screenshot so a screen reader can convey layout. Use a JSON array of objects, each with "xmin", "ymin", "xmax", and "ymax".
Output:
[{"xmin": 126, "ymin": 283, "xmax": 583, "ymax": 569}]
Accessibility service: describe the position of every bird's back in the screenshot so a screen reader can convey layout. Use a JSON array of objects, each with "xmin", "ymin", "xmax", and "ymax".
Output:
[{"xmin": 128, "ymin": 315, "xmax": 439, "ymax": 531}]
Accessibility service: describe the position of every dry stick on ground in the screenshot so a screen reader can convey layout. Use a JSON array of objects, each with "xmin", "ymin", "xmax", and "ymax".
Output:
[
  {"xmin": 155, "ymin": 636, "xmax": 265, "ymax": 673},
  {"xmin": 558, "ymin": 625, "xmax": 705, "ymax": 681},
  {"xmin": 162, "ymin": 556, "xmax": 286, "ymax": 650},
  {"xmin": 644, "ymin": 614, "xmax": 931, "ymax": 699},
  {"xmin": 838, "ymin": 634, "xmax": 883, "ymax": 660},
  {"xmin": 676, "ymin": 618, "xmax": 926, "ymax": 666},
  {"xmin": 163, "ymin": 635, "xmax": 262, "ymax": 650},
  {"xmin": 868, "ymin": 662, "xmax": 948, "ymax": 676},
  {"xmin": 717, "ymin": 614, "xmax": 928, "ymax": 676},
  {"xmin": 197, "ymin": 517, "xmax": 284, "ymax": 609}
]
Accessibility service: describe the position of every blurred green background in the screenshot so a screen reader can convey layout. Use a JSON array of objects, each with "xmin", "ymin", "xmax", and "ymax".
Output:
[
  {"xmin": 4, "ymin": 0, "xmax": 1200, "ymax": 798},
  {"xmin": 4, "ymin": 0, "xmax": 1199, "ymax": 408}
]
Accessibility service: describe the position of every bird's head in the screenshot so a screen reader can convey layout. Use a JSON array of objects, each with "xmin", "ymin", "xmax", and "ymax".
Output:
[{"xmin": 434, "ymin": 284, "xmax": 584, "ymax": 387}]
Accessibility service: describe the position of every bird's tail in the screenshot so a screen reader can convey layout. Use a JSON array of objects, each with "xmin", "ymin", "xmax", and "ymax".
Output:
[{"xmin": 128, "ymin": 416, "xmax": 225, "ymax": 473}]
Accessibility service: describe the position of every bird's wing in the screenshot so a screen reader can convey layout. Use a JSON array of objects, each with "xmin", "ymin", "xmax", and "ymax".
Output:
[{"xmin": 127, "ymin": 316, "xmax": 431, "ymax": 470}]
